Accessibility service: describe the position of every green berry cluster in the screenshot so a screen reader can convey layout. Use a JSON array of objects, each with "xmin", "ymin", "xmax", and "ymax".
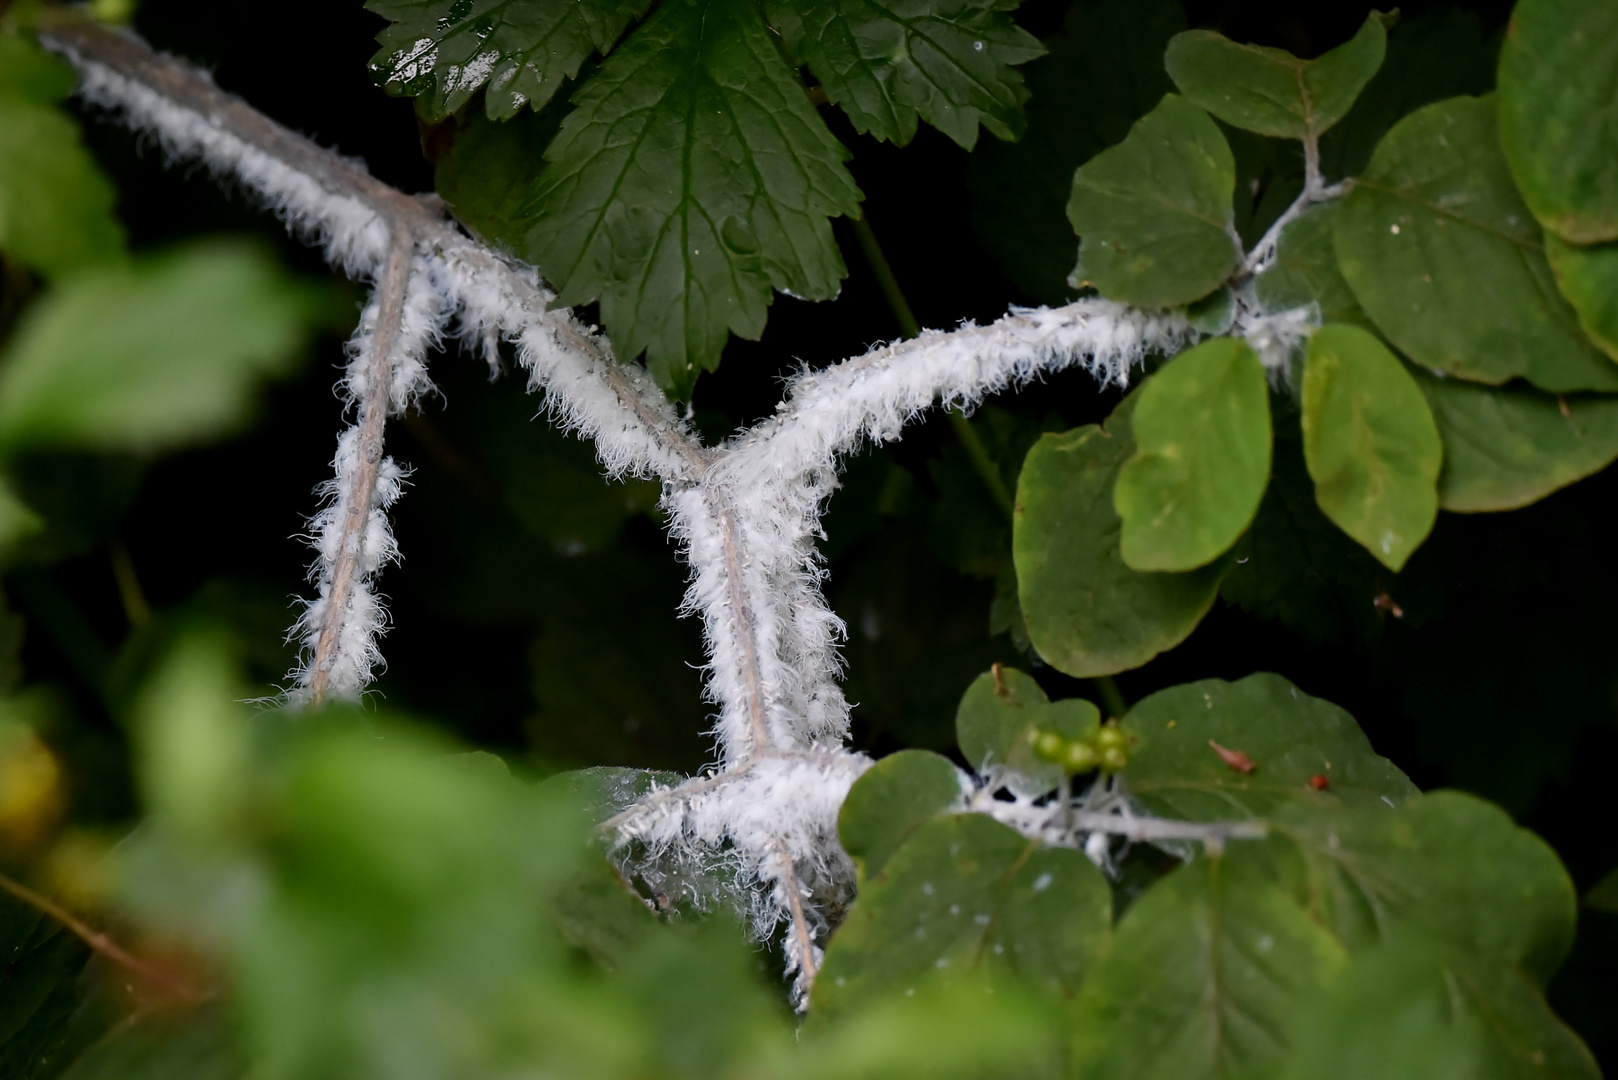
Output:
[{"xmin": 1029, "ymin": 721, "xmax": 1134, "ymax": 776}]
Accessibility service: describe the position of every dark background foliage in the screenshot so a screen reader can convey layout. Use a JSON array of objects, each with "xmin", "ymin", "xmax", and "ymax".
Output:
[{"xmin": 7, "ymin": 0, "xmax": 1613, "ymax": 1064}]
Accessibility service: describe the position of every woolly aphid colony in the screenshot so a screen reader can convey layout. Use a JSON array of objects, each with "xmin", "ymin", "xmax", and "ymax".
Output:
[{"xmin": 43, "ymin": 21, "xmax": 1312, "ymax": 1006}]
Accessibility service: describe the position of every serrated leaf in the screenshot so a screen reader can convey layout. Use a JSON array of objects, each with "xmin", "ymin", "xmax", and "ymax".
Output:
[
  {"xmin": 1069, "ymin": 852, "xmax": 1346, "ymax": 1080},
  {"xmin": 1281, "ymin": 934, "xmax": 1599, "ymax": 1080},
  {"xmin": 366, "ymin": 0, "xmax": 650, "ymax": 120},
  {"xmin": 1164, "ymin": 12, "xmax": 1388, "ymax": 141},
  {"xmin": 1333, "ymin": 95, "xmax": 1618, "ymax": 393},
  {"xmin": 1066, "ymin": 94, "xmax": 1241, "ymax": 308},
  {"xmin": 1253, "ymin": 201, "xmax": 1369, "ymax": 326},
  {"xmin": 1271, "ymin": 792, "xmax": 1575, "ymax": 980},
  {"xmin": 837, "ymin": 749, "xmax": 962, "ymax": 881},
  {"xmin": 0, "ymin": 86, "xmax": 124, "ymax": 280},
  {"xmin": 0, "ymin": 243, "xmax": 314, "ymax": 451},
  {"xmin": 954, "ymin": 666, "xmax": 1098, "ymax": 797},
  {"xmin": 434, "ymin": 107, "xmax": 566, "ymax": 249},
  {"xmin": 526, "ymin": 0, "xmax": 862, "ymax": 398},
  {"xmin": 1411, "ymin": 366, "xmax": 1618, "ymax": 512},
  {"xmin": 1545, "ymin": 233, "xmax": 1618, "ymax": 361},
  {"xmin": 1301, "ymin": 324, "xmax": 1441, "ymax": 571},
  {"xmin": 1116, "ymin": 337, "xmax": 1272, "ymax": 572},
  {"xmin": 966, "ymin": 0, "xmax": 1185, "ymax": 304},
  {"xmin": 1122, "ymin": 673, "xmax": 1417, "ymax": 821},
  {"xmin": 780, "ymin": 0, "xmax": 1044, "ymax": 150},
  {"xmin": 813, "ymin": 814, "xmax": 1110, "ymax": 1017},
  {"xmin": 1496, "ymin": 0, "xmax": 1618, "ymax": 244},
  {"xmin": 1014, "ymin": 393, "xmax": 1232, "ymax": 678}
]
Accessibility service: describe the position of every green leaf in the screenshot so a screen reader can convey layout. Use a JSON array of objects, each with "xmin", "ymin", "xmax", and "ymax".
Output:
[
  {"xmin": 1116, "ymin": 337, "xmax": 1273, "ymax": 572},
  {"xmin": 954, "ymin": 666, "xmax": 1099, "ymax": 796},
  {"xmin": 837, "ymin": 749, "xmax": 962, "ymax": 881},
  {"xmin": 1281, "ymin": 935, "xmax": 1599, "ymax": 1080},
  {"xmin": 813, "ymin": 814, "xmax": 1111, "ymax": 1017},
  {"xmin": 0, "ymin": 476, "xmax": 44, "ymax": 549},
  {"xmin": 366, "ymin": 0, "xmax": 651, "ymax": 120},
  {"xmin": 55, "ymin": 1007, "xmax": 250, "ymax": 1080},
  {"xmin": 1586, "ymin": 868, "xmax": 1618, "ymax": 914},
  {"xmin": 434, "ymin": 107, "xmax": 566, "ymax": 250},
  {"xmin": 1496, "ymin": 0, "xmax": 1618, "ymax": 244},
  {"xmin": 1300, "ymin": 324, "xmax": 1441, "ymax": 571},
  {"xmin": 1014, "ymin": 393, "xmax": 1232, "ymax": 678},
  {"xmin": 1253, "ymin": 202, "xmax": 1369, "ymax": 327},
  {"xmin": 1333, "ymin": 95, "xmax": 1618, "ymax": 393},
  {"xmin": 966, "ymin": 0, "xmax": 1185, "ymax": 304},
  {"xmin": 1273, "ymin": 792, "xmax": 1575, "ymax": 980},
  {"xmin": 1411, "ymin": 366, "xmax": 1618, "ymax": 512},
  {"xmin": 1317, "ymin": 9, "xmax": 1498, "ymax": 181},
  {"xmin": 0, "ymin": 243, "xmax": 314, "ymax": 451},
  {"xmin": 1070, "ymin": 852, "xmax": 1346, "ymax": 1080},
  {"xmin": 1545, "ymin": 233, "xmax": 1618, "ymax": 361},
  {"xmin": 1219, "ymin": 434, "xmax": 1388, "ymax": 644},
  {"xmin": 1066, "ymin": 94, "xmax": 1241, "ymax": 308},
  {"xmin": 0, "ymin": 89, "xmax": 124, "ymax": 280},
  {"xmin": 781, "ymin": 0, "xmax": 1044, "ymax": 150},
  {"xmin": 1164, "ymin": 12, "xmax": 1389, "ymax": 142},
  {"xmin": 0, "ymin": 896, "xmax": 92, "ymax": 1079},
  {"xmin": 1122, "ymin": 673, "xmax": 1417, "ymax": 821},
  {"xmin": 0, "ymin": 36, "xmax": 77, "ymax": 102},
  {"xmin": 525, "ymin": 0, "xmax": 862, "ymax": 398}
]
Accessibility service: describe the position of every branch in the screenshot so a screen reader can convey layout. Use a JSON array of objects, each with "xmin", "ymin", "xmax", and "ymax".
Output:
[
  {"xmin": 0, "ymin": 870, "xmax": 209, "ymax": 1003},
  {"xmin": 304, "ymin": 225, "xmax": 414, "ymax": 705},
  {"xmin": 1241, "ymin": 131, "xmax": 1352, "ymax": 276}
]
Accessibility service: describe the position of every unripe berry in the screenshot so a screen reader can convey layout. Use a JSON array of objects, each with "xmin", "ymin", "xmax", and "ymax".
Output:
[
  {"xmin": 1094, "ymin": 724, "xmax": 1129, "ymax": 753},
  {"xmin": 1061, "ymin": 740, "xmax": 1099, "ymax": 774},
  {"xmin": 1033, "ymin": 730, "xmax": 1066, "ymax": 762},
  {"xmin": 1098, "ymin": 745, "xmax": 1129, "ymax": 772}
]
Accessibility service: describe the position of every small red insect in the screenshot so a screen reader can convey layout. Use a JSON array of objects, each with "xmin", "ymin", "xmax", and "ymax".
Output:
[
  {"xmin": 1208, "ymin": 740, "xmax": 1255, "ymax": 774},
  {"xmin": 1308, "ymin": 774, "xmax": 1330, "ymax": 791}
]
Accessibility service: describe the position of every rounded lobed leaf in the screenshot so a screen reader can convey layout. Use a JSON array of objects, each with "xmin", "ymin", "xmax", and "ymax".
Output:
[
  {"xmin": 1272, "ymin": 790, "xmax": 1578, "ymax": 983},
  {"xmin": 1280, "ymin": 933, "xmax": 1600, "ymax": 1080},
  {"xmin": 1121, "ymin": 672, "xmax": 1417, "ymax": 821},
  {"xmin": 1014, "ymin": 394, "xmax": 1231, "ymax": 679},
  {"xmin": 1116, "ymin": 337, "xmax": 1273, "ymax": 572},
  {"xmin": 954, "ymin": 666, "xmax": 1099, "ymax": 797},
  {"xmin": 1496, "ymin": 0, "xmax": 1618, "ymax": 244},
  {"xmin": 1333, "ymin": 95, "xmax": 1618, "ymax": 393},
  {"xmin": 1545, "ymin": 233, "xmax": 1618, "ymax": 362},
  {"xmin": 1066, "ymin": 94, "xmax": 1241, "ymax": 308},
  {"xmin": 1164, "ymin": 12, "xmax": 1389, "ymax": 142},
  {"xmin": 813, "ymin": 814, "xmax": 1111, "ymax": 1019},
  {"xmin": 837, "ymin": 750, "xmax": 964, "ymax": 882},
  {"xmin": 1300, "ymin": 323, "xmax": 1442, "ymax": 571},
  {"xmin": 1411, "ymin": 366, "xmax": 1618, "ymax": 513},
  {"xmin": 1070, "ymin": 852, "xmax": 1346, "ymax": 1080}
]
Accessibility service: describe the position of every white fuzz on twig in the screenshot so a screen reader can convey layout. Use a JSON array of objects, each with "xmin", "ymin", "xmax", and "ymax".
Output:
[
  {"xmin": 287, "ymin": 246, "xmax": 448, "ymax": 704},
  {"xmin": 58, "ymin": 50, "xmax": 391, "ymax": 275},
  {"xmin": 47, "ymin": 22, "xmax": 1288, "ymax": 1008}
]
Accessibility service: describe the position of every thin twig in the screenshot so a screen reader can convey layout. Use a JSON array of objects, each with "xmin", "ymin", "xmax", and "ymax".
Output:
[
  {"xmin": 0, "ymin": 871, "xmax": 208, "ymax": 1003},
  {"xmin": 774, "ymin": 845, "xmax": 819, "ymax": 997},
  {"xmin": 306, "ymin": 224, "xmax": 414, "ymax": 706}
]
